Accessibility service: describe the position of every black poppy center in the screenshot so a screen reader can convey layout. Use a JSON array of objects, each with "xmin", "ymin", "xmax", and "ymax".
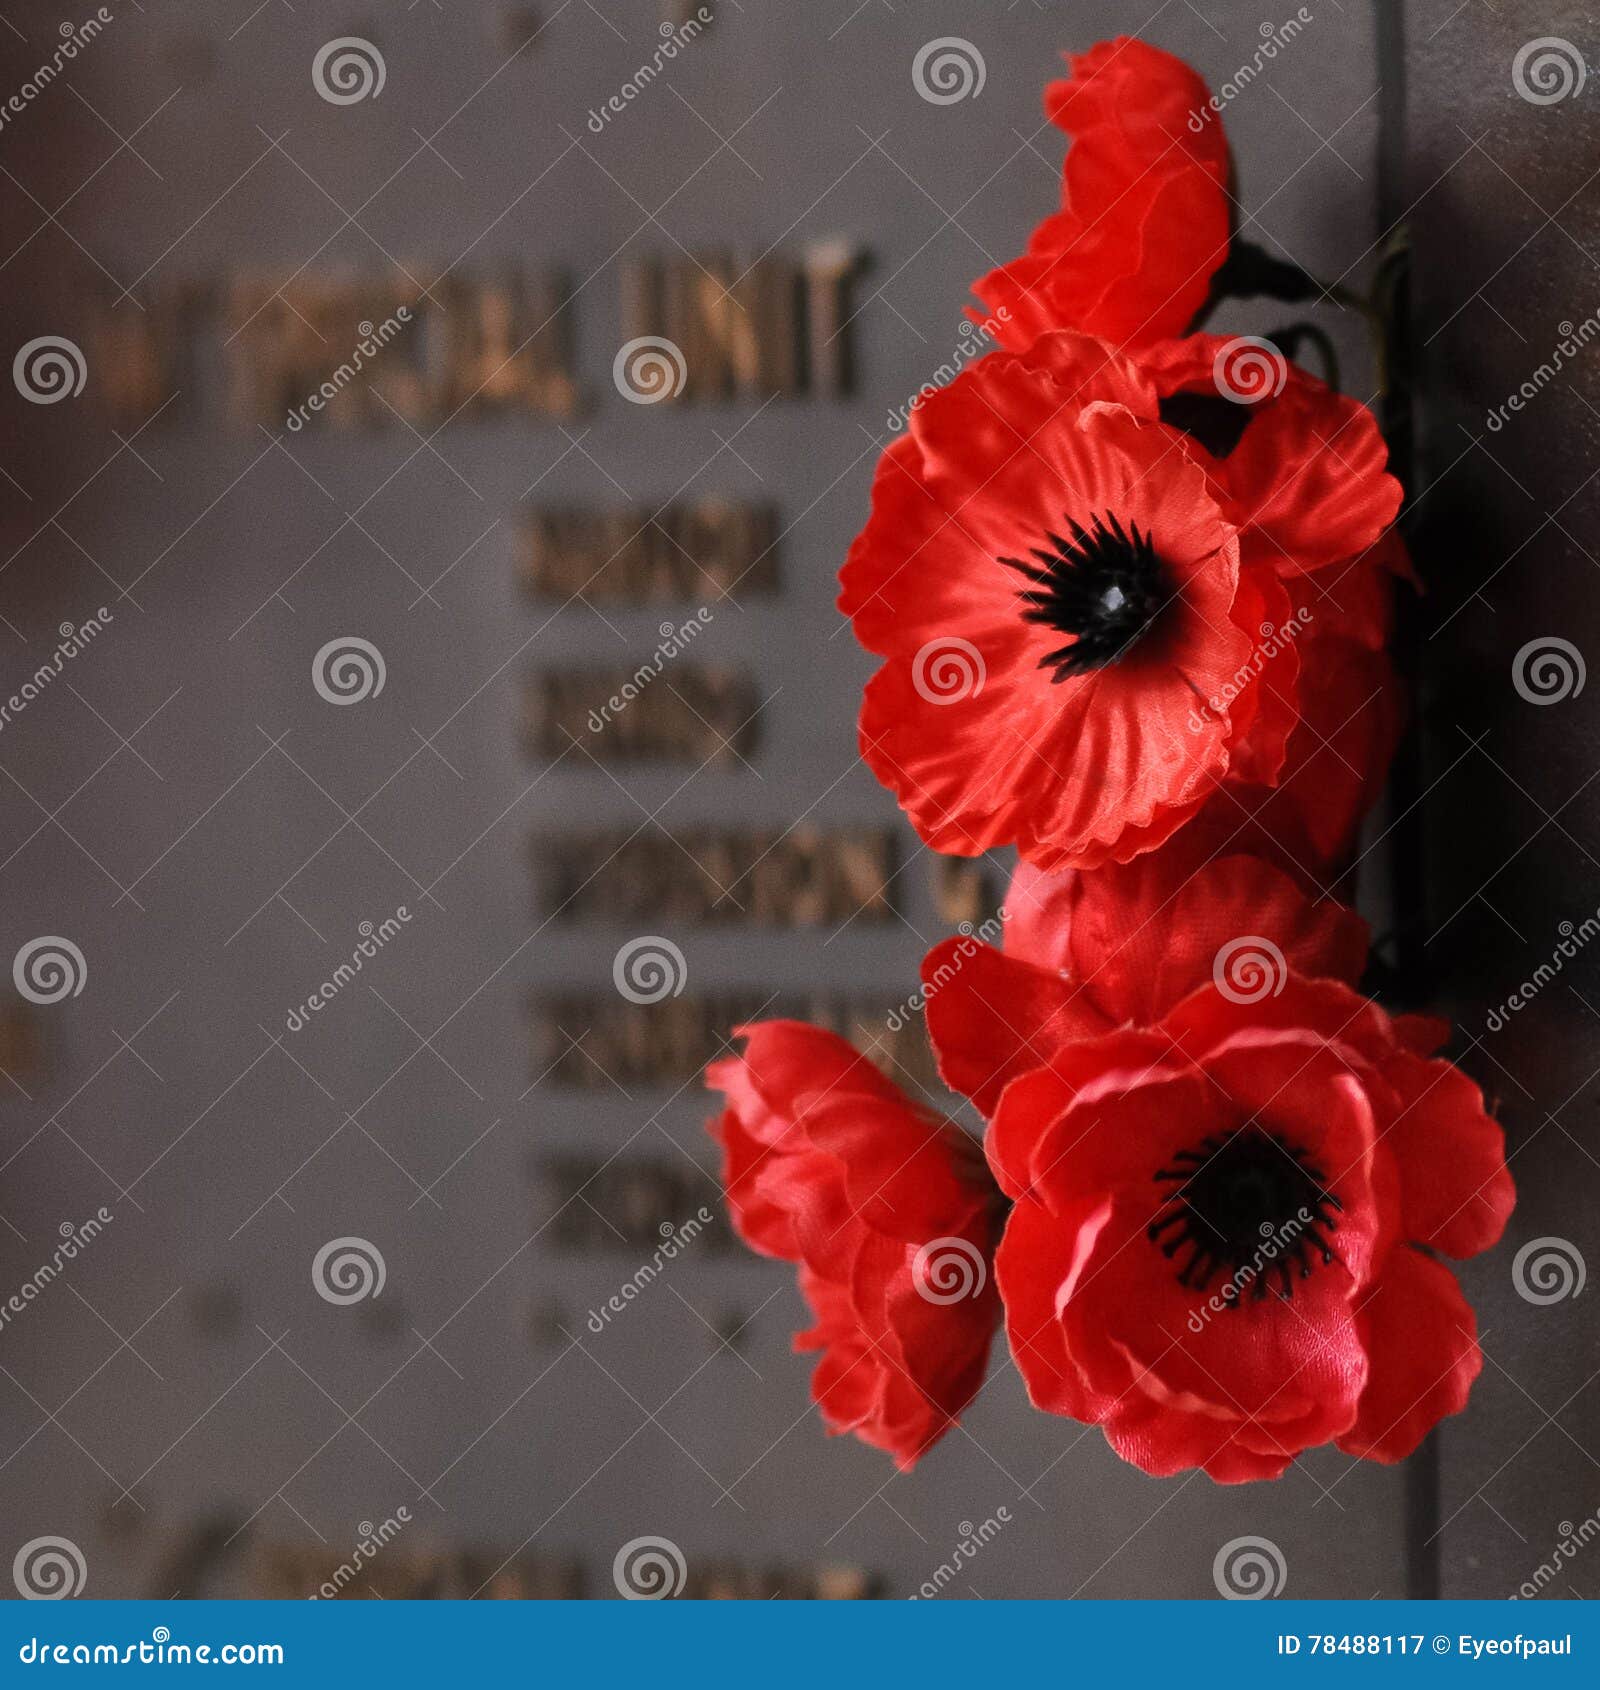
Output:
[
  {"xmin": 1148, "ymin": 1127, "xmax": 1342, "ymax": 1305},
  {"xmin": 1000, "ymin": 513, "xmax": 1168, "ymax": 681}
]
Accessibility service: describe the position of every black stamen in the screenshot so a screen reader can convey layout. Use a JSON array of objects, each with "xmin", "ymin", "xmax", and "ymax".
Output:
[
  {"xmin": 999, "ymin": 512, "xmax": 1168, "ymax": 680},
  {"xmin": 1147, "ymin": 1126, "xmax": 1342, "ymax": 1306}
]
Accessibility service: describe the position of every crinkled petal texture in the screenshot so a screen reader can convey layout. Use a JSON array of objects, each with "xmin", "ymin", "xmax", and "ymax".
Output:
[
  {"xmin": 1146, "ymin": 336, "xmax": 1403, "ymax": 579},
  {"xmin": 1121, "ymin": 340, "xmax": 1409, "ymax": 876},
  {"xmin": 841, "ymin": 333, "xmax": 1259, "ymax": 872},
  {"xmin": 706, "ymin": 1022, "xmax": 1002, "ymax": 1468},
  {"xmin": 974, "ymin": 39, "xmax": 1231, "ymax": 351},
  {"xmin": 988, "ymin": 979, "xmax": 1513, "ymax": 1481},
  {"xmin": 923, "ymin": 844, "xmax": 1368, "ymax": 1117}
]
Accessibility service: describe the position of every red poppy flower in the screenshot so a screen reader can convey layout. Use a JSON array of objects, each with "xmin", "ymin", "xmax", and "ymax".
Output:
[
  {"xmin": 841, "ymin": 332, "xmax": 1271, "ymax": 871},
  {"xmin": 923, "ymin": 846, "xmax": 1368, "ymax": 1117},
  {"xmin": 986, "ymin": 978, "xmax": 1513, "ymax": 1481},
  {"xmin": 973, "ymin": 39, "xmax": 1232, "ymax": 351},
  {"xmin": 1145, "ymin": 335, "xmax": 1403, "ymax": 581},
  {"xmin": 705, "ymin": 1022, "xmax": 1002, "ymax": 1468}
]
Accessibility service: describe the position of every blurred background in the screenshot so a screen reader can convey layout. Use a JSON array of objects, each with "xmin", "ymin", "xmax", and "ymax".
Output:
[{"xmin": 0, "ymin": 0, "xmax": 1593, "ymax": 1601}]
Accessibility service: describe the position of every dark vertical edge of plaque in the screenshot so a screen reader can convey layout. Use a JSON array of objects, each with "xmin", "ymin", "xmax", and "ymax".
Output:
[{"xmin": 1377, "ymin": 0, "xmax": 1440, "ymax": 1604}]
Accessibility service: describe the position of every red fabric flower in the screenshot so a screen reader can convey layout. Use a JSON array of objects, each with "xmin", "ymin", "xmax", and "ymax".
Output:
[
  {"xmin": 841, "ymin": 332, "xmax": 1265, "ymax": 870},
  {"xmin": 841, "ymin": 317, "xmax": 1407, "ymax": 872},
  {"xmin": 986, "ymin": 978, "xmax": 1513, "ymax": 1481},
  {"xmin": 923, "ymin": 846, "xmax": 1369, "ymax": 1117},
  {"xmin": 1145, "ymin": 335, "xmax": 1403, "ymax": 581},
  {"xmin": 973, "ymin": 39, "xmax": 1232, "ymax": 351},
  {"xmin": 705, "ymin": 1022, "xmax": 1002, "ymax": 1468}
]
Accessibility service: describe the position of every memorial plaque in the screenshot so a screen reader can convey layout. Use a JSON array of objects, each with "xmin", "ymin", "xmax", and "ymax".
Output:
[
  {"xmin": 521, "ymin": 501, "xmax": 778, "ymax": 603},
  {"xmin": 532, "ymin": 826, "xmax": 897, "ymax": 925}
]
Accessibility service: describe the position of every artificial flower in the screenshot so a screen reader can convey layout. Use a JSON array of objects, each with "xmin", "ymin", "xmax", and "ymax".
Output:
[
  {"xmin": 705, "ymin": 1022, "xmax": 1002, "ymax": 1468},
  {"xmin": 973, "ymin": 38, "xmax": 1232, "ymax": 351},
  {"xmin": 840, "ymin": 331, "xmax": 1268, "ymax": 870},
  {"xmin": 987, "ymin": 977, "xmax": 1513, "ymax": 1480},
  {"xmin": 922, "ymin": 846, "xmax": 1368, "ymax": 1116},
  {"xmin": 1145, "ymin": 335, "xmax": 1403, "ymax": 581}
]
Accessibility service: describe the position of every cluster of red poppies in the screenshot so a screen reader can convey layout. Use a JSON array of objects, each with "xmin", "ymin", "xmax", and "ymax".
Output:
[{"xmin": 705, "ymin": 39, "xmax": 1514, "ymax": 1482}]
